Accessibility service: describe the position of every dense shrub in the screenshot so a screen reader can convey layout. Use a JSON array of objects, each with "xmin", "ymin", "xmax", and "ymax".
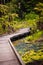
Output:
[
  {"xmin": 25, "ymin": 12, "xmax": 39, "ymax": 20},
  {"xmin": 0, "ymin": 4, "xmax": 9, "ymax": 17}
]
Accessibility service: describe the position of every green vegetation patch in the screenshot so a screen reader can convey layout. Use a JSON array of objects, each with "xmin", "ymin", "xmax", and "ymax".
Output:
[{"xmin": 13, "ymin": 40, "xmax": 43, "ymax": 64}]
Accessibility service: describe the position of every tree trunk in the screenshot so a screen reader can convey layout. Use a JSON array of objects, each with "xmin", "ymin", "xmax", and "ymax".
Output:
[{"xmin": 4, "ymin": 0, "xmax": 5, "ymax": 4}]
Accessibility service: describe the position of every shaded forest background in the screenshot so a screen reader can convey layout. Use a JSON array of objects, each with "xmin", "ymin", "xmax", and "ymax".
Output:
[{"xmin": 0, "ymin": 0, "xmax": 43, "ymax": 42}]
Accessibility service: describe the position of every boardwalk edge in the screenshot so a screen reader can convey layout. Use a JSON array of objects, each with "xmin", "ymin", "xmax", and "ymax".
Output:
[{"xmin": 8, "ymin": 39, "xmax": 25, "ymax": 65}]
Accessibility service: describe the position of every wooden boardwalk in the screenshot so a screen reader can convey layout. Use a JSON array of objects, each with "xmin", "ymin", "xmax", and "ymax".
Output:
[
  {"xmin": 0, "ymin": 38, "xmax": 21, "ymax": 65},
  {"xmin": 0, "ymin": 28, "xmax": 30, "ymax": 65}
]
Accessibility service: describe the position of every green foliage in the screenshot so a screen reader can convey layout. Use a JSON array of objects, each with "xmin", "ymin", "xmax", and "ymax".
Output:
[
  {"xmin": 11, "ymin": 0, "xmax": 38, "ymax": 19},
  {"xmin": 25, "ymin": 12, "xmax": 39, "ymax": 20},
  {"xmin": 0, "ymin": 17, "xmax": 5, "ymax": 22},
  {"xmin": 34, "ymin": 2, "xmax": 43, "ymax": 16},
  {"xmin": 25, "ymin": 31, "xmax": 43, "ymax": 42},
  {"xmin": 0, "ymin": 4, "xmax": 9, "ymax": 16},
  {"xmin": 22, "ymin": 49, "xmax": 43, "ymax": 63},
  {"xmin": 0, "ymin": 0, "xmax": 43, "ymax": 40}
]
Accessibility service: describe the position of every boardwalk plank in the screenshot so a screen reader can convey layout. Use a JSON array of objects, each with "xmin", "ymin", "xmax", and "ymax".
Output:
[{"xmin": 0, "ymin": 40, "xmax": 20, "ymax": 65}]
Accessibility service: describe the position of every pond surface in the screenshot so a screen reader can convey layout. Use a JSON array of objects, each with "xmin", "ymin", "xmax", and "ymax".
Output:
[{"xmin": 13, "ymin": 39, "xmax": 43, "ymax": 64}]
